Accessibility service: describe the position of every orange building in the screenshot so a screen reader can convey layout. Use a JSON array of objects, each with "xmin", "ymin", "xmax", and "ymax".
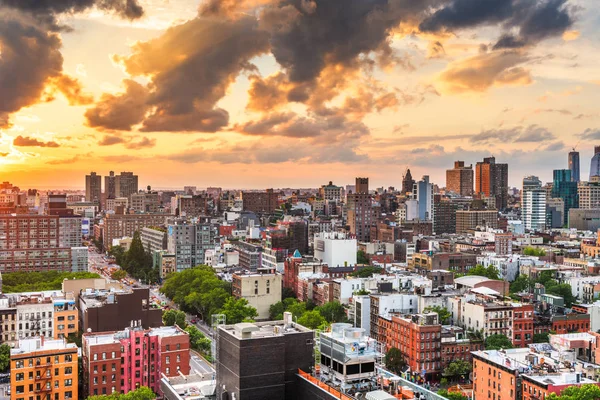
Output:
[
  {"xmin": 10, "ymin": 336, "xmax": 78, "ymax": 400},
  {"xmin": 53, "ymin": 295, "xmax": 78, "ymax": 340},
  {"xmin": 472, "ymin": 349, "xmax": 528, "ymax": 400},
  {"xmin": 522, "ymin": 372, "xmax": 600, "ymax": 400},
  {"xmin": 512, "ymin": 303, "xmax": 534, "ymax": 348}
]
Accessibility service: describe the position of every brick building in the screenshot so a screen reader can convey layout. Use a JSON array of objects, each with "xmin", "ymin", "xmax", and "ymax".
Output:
[
  {"xmin": 456, "ymin": 210, "xmax": 499, "ymax": 233},
  {"xmin": 103, "ymin": 213, "xmax": 170, "ymax": 249},
  {"xmin": 242, "ymin": 189, "xmax": 279, "ymax": 214},
  {"xmin": 446, "ymin": 161, "xmax": 474, "ymax": 196},
  {"xmin": 82, "ymin": 325, "xmax": 190, "ymax": 396}
]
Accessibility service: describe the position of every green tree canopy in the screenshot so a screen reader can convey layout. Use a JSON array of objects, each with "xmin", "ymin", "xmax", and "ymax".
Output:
[
  {"xmin": 443, "ymin": 360, "xmax": 472, "ymax": 379},
  {"xmin": 297, "ymin": 310, "xmax": 327, "ymax": 329},
  {"xmin": 533, "ymin": 333, "xmax": 550, "ymax": 343},
  {"xmin": 510, "ymin": 274, "xmax": 533, "ymax": 294},
  {"xmin": 357, "ymin": 250, "xmax": 369, "ymax": 264},
  {"xmin": 547, "ymin": 384, "xmax": 600, "ymax": 400},
  {"xmin": 0, "ymin": 344, "xmax": 9, "ymax": 372},
  {"xmin": 437, "ymin": 390, "xmax": 468, "ymax": 400},
  {"xmin": 111, "ymin": 269, "xmax": 127, "ymax": 281},
  {"xmin": 88, "ymin": 386, "xmax": 155, "ymax": 400},
  {"xmin": 317, "ymin": 302, "xmax": 347, "ymax": 323},
  {"xmin": 546, "ymin": 283, "xmax": 576, "ymax": 307},
  {"xmin": 220, "ymin": 298, "xmax": 258, "ymax": 324},
  {"xmin": 423, "ymin": 306, "xmax": 452, "ymax": 324},
  {"xmin": 536, "ymin": 270, "xmax": 556, "ymax": 286},
  {"xmin": 282, "ymin": 287, "xmax": 296, "ymax": 300},
  {"xmin": 351, "ymin": 266, "xmax": 383, "ymax": 278},
  {"xmin": 1, "ymin": 271, "xmax": 100, "ymax": 293},
  {"xmin": 185, "ymin": 325, "xmax": 211, "ymax": 354},
  {"xmin": 466, "ymin": 264, "xmax": 500, "ymax": 280},
  {"xmin": 523, "ymin": 247, "xmax": 546, "ymax": 257},
  {"xmin": 485, "ymin": 334, "xmax": 514, "ymax": 350},
  {"xmin": 163, "ymin": 309, "xmax": 187, "ymax": 328},
  {"xmin": 385, "ymin": 347, "xmax": 406, "ymax": 374}
]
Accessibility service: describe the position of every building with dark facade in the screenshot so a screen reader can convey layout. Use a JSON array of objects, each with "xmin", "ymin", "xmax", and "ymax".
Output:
[
  {"xmin": 433, "ymin": 196, "xmax": 457, "ymax": 234},
  {"xmin": 446, "ymin": 161, "xmax": 473, "ymax": 196},
  {"xmin": 552, "ymin": 169, "xmax": 578, "ymax": 225},
  {"xmin": 286, "ymin": 221, "xmax": 308, "ymax": 255},
  {"xmin": 105, "ymin": 171, "xmax": 116, "ymax": 200},
  {"xmin": 115, "ymin": 171, "xmax": 139, "ymax": 199},
  {"xmin": 347, "ymin": 191, "xmax": 379, "ymax": 242},
  {"xmin": 242, "ymin": 189, "xmax": 279, "ymax": 214},
  {"xmin": 402, "ymin": 169, "xmax": 414, "ymax": 195},
  {"xmin": 86, "ymin": 172, "xmax": 102, "ymax": 204},
  {"xmin": 475, "ymin": 156, "xmax": 509, "ymax": 209},
  {"xmin": 78, "ymin": 288, "xmax": 162, "ymax": 333},
  {"xmin": 355, "ymin": 177, "xmax": 369, "ymax": 194},
  {"xmin": 234, "ymin": 241, "xmax": 263, "ymax": 272},
  {"xmin": 455, "ymin": 209, "xmax": 498, "ymax": 233},
  {"xmin": 216, "ymin": 314, "xmax": 314, "ymax": 400},
  {"xmin": 569, "ymin": 150, "xmax": 580, "ymax": 182}
]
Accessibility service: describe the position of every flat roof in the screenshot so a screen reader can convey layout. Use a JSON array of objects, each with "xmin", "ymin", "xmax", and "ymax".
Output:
[{"xmin": 220, "ymin": 320, "xmax": 311, "ymax": 339}]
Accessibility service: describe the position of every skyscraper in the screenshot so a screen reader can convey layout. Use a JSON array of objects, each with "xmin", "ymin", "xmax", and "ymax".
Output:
[
  {"xmin": 402, "ymin": 169, "xmax": 414, "ymax": 195},
  {"xmin": 568, "ymin": 150, "xmax": 580, "ymax": 182},
  {"xmin": 552, "ymin": 169, "xmax": 578, "ymax": 225},
  {"xmin": 115, "ymin": 171, "xmax": 139, "ymax": 199},
  {"xmin": 590, "ymin": 146, "xmax": 600, "ymax": 180},
  {"xmin": 104, "ymin": 170, "xmax": 116, "ymax": 199},
  {"xmin": 446, "ymin": 161, "xmax": 474, "ymax": 196},
  {"xmin": 475, "ymin": 156, "xmax": 508, "ymax": 209},
  {"xmin": 85, "ymin": 172, "xmax": 102, "ymax": 204},
  {"xmin": 522, "ymin": 176, "xmax": 546, "ymax": 232},
  {"xmin": 413, "ymin": 175, "xmax": 433, "ymax": 221}
]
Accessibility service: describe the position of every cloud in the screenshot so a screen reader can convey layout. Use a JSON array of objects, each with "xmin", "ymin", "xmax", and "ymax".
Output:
[
  {"xmin": 537, "ymin": 86, "xmax": 581, "ymax": 102},
  {"xmin": 101, "ymin": 155, "xmax": 144, "ymax": 163},
  {"xmin": 470, "ymin": 125, "xmax": 555, "ymax": 143},
  {"xmin": 438, "ymin": 50, "xmax": 532, "ymax": 93},
  {"xmin": 533, "ymin": 108, "xmax": 572, "ymax": 115},
  {"xmin": 542, "ymin": 141, "xmax": 565, "ymax": 151},
  {"xmin": 562, "ymin": 30, "xmax": 580, "ymax": 41},
  {"xmin": 46, "ymin": 153, "xmax": 92, "ymax": 165},
  {"xmin": 98, "ymin": 135, "xmax": 126, "ymax": 146},
  {"xmin": 124, "ymin": 137, "xmax": 156, "ymax": 150},
  {"xmin": 48, "ymin": 74, "xmax": 94, "ymax": 105},
  {"xmin": 411, "ymin": 144, "xmax": 445, "ymax": 154},
  {"xmin": 85, "ymin": 80, "xmax": 150, "ymax": 131},
  {"xmin": 427, "ymin": 41, "xmax": 446, "ymax": 59},
  {"xmin": 577, "ymin": 128, "xmax": 600, "ymax": 141},
  {"xmin": 13, "ymin": 135, "xmax": 60, "ymax": 147}
]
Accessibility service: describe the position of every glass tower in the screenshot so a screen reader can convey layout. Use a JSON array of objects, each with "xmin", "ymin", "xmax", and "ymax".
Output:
[
  {"xmin": 552, "ymin": 169, "xmax": 579, "ymax": 226},
  {"xmin": 568, "ymin": 151, "xmax": 580, "ymax": 182},
  {"xmin": 590, "ymin": 146, "xmax": 600, "ymax": 180}
]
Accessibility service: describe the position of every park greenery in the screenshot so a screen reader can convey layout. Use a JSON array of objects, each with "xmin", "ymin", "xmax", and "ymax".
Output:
[
  {"xmin": 465, "ymin": 264, "xmax": 500, "ymax": 280},
  {"xmin": 522, "ymin": 246, "xmax": 546, "ymax": 257},
  {"xmin": 108, "ymin": 231, "xmax": 159, "ymax": 284},
  {"xmin": 484, "ymin": 334, "xmax": 514, "ymax": 350},
  {"xmin": 185, "ymin": 325, "xmax": 212, "ymax": 360},
  {"xmin": 509, "ymin": 271, "xmax": 576, "ymax": 307},
  {"xmin": 0, "ymin": 344, "xmax": 9, "ymax": 372},
  {"xmin": 268, "ymin": 298, "xmax": 347, "ymax": 329},
  {"xmin": 384, "ymin": 347, "xmax": 406, "ymax": 374},
  {"xmin": 351, "ymin": 266, "xmax": 383, "ymax": 278},
  {"xmin": 88, "ymin": 386, "xmax": 155, "ymax": 400},
  {"xmin": 442, "ymin": 360, "xmax": 472, "ymax": 380},
  {"xmin": 423, "ymin": 305, "xmax": 452, "ymax": 324},
  {"xmin": 437, "ymin": 390, "xmax": 468, "ymax": 400},
  {"xmin": 2, "ymin": 271, "xmax": 100, "ymax": 293},
  {"xmin": 356, "ymin": 250, "xmax": 369, "ymax": 265},
  {"xmin": 163, "ymin": 310, "xmax": 187, "ymax": 328},
  {"xmin": 160, "ymin": 265, "xmax": 256, "ymax": 324},
  {"xmin": 547, "ymin": 384, "xmax": 600, "ymax": 400}
]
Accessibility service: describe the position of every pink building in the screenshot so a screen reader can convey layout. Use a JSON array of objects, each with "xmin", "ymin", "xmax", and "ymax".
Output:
[{"xmin": 83, "ymin": 324, "xmax": 190, "ymax": 397}]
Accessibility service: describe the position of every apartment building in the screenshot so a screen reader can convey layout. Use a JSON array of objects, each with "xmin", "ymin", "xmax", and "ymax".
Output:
[
  {"xmin": 82, "ymin": 325, "xmax": 190, "ymax": 397},
  {"xmin": 103, "ymin": 213, "xmax": 170, "ymax": 249},
  {"xmin": 167, "ymin": 220, "xmax": 219, "ymax": 272},
  {"xmin": 130, "ymin": 191, "xmax": 160, "ymax": 213},
  {"xmin": 241, "ymin": 189, "xmax": 279, "ymax": 214},
  {"xmin": 232, "ymin": 271, "xmax": 282, "ymax": 320},
  {"xmin": 10, "ymin": 337, "xmax": 78, "ymax": 400}
]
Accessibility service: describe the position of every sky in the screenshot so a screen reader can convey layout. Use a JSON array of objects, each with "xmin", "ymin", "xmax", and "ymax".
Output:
[{"xmin": 0, "ymin": 0, "xmax": 599, "ymax": 190}]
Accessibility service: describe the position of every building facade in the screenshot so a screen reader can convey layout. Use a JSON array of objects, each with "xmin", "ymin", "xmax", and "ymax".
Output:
[
  {"xmin": 85, "ymin": 172, "xmax": 102, "ymax": 205},
  {"xmin": 232, "ymin": 271, "xmax": 282, "ymax": 320},
  {"xmin": 475, "ymin": 157, "xmax": 509, "ymax": 210},
  {"xmin": 446, "ymin": 161, "xmax": 474, "ymax": 196}
]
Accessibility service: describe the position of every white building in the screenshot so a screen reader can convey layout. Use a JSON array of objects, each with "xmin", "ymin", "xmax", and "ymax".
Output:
[
  {"xmin": 564, "ymin": 276, "xmax": 600, "ymax": 301},
  {"xmin": 522, "ymin": 190, "xmax": 546, "ymax": 232},
  {"xmin": 405, "ymin": 199, "xmax": 419, "ymax": 221},
  {"xmin": 413, "ymin": 175, "xmax": 433, "ymax": 221},
  {"xmin": 232, "ymin": 272, "xmax": 282, "ymax": 320},
  {"xmin": 313, "ymin": 232, "xmax": 357, "ymax": 268}
]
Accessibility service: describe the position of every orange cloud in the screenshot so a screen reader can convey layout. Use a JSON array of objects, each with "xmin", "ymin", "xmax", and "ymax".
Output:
[{"xmin": 562, "ymin": 30, "xmax": 580, "ymax": 41}]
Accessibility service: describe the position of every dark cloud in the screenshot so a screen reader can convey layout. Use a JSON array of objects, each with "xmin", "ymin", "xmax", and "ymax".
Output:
[
  {"xmin": 124, "ymin": 137, "xmax": 156, "ymax": 150},
  {"xmin": 98, "ymin": 135, "xmax": 126, "ymax": 146},
  {"xmin": 577, "ymin": 128, "xmax": 600, "ymax": 140},
  {"xmin": 420, "ymin": 0, "xmax": 574, "ymax": 49},
  {"xmin": 85, "ymin": 80, "xmax": 149, "ymax": 131},
  {"xmin": 13, "ymin": 135, "xmax": 60, "ymax": 148},
  {"xmin": 470, "ymin": 125, "xmax": 555, "ymax": 143}
]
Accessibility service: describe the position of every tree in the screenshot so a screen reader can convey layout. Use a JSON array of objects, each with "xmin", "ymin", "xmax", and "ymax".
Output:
[
  {"xmin": 66, "ymin": 332, "xmax": 82, "ymax": 348},
  {"xmin": 523, "ymin": 247, "xmax": 546, "ymax": 257},
  {"xmin": 423, "ymin": 306, "xmax": 452, "ymax": 324},
  {"xmin": 485, "ymin": 334, "xmax": 514, "ymax": 350},
  {"xmin": 547, "ymin": 384, "xmax": 600, "ymax": 400},
  {"xmin": 437, "ymin": 390, "xmax": 468, "ymax": 400},
  {"xmin": 443, "ymin": 360, "xmax": 472, "ymax": 379},
  {"xmin": 108, "ymin": 245, "xmax": 126, "ymax": 267},
  {"xmin": 385, "ymin": 347, "xmax": 406, "ymax": 374},
  {"xmin": 317, "ymin": 302, "xmax": 347, "ymax": 323},
  {"xmin": 162, "ymin": 310, "xmax": 187, "ymax": 328},
  {"xmin": 1, "ymin": 271, "xmax": 100, "ymax": 293},
  {"xmin": 111, "ymin": 269, "xmax": 127, "ymax": 281},
  {"xmin": 357, "ymin": 250, "xmax": 369, "ymax": 264},
  {"xmin": 185, "ymin": 325, "xmax": 211, "ymax": 354},
  {"xmin": 354, "ymin": 288, "xmax": 370, "ymax": 295},
  {"xmin": 533, "ymin": 333, "xmax": 550, "ymax": 343},
  {"xmin": 88, "ymin": 386, "xmax": 155, "ymax": 400},
  {"xmin": 297, "ymin": 310, "xmax": 326, "ymax": 329},
  {"xmin": 220, "ymin": 298, "xmax": 258, "ymax": 324},
  {"xmin": 536, "ymin": 270, "xmax": 556, "ymax": 286},
  {"xmin": 282, "ymin": 287, "xmax": 296, "ymax": 300},
  {"xmin": 0, "ymin": 344, "xmax": 9, "ymax": 372},
  {"xmin": 466, "ymin": 264, "xmax": 500, "ymax": 280},
  {"xmin": 510, "ymin": 274, "xmax": 533, "ymax": 294},
  {"xmin": 546, "ymin": 283, "xmax": 576, "ymax": 307},
  {"xmin": 351, "ymin": 266, "xmax": 383, "ymax": 278}
]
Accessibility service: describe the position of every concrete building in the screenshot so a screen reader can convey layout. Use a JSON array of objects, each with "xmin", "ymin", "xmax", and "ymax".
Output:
[
  {"xmin": 167, "ymin": 220, "xmax": 219, "ymax": 272},
  {"xmin": 313, "ymin": 232, "xmax": 357, "ymax": 268},
  {"xmin": 115, "ymin": 172, "xmax": 138, "ymax": 199},
  {"xmin": 141, "ymin": 226, "xmax": 168, "ymax": 253},
  {"xmin": 446, "ymin": 161, "xmax": 474, "ymax": 196},
  {"xmin": 130, "ymin": 191, "xmax": 160, "ymax": 213},
  {"xmin": 59, "ymin": 215, "xmax": 83, "ymax": 248},
  {"xmin": 522, "ymin": 176, "xmax": 546, "ymax": 232},
  {"xmin": 319, "ymin": 181, "xmax": 343, "ymax": 202},
  {"xmin": 78, "ymin": 288, "xmax": 162, "ymax": 333},
  {"xmin": 475, "ymin": 156, "xmax": 509, "ymax": 209},
  {"xmin": 175, "ymin": 194, "xmax": 210, "ymax": 217},
  {"xmin": 455, "ymin": 210, "xmax": 498, "ymax": 233},
  {"xmin": 105, "ymin": 171, "xmax": 116, "ymax": 200},
  {"xmin": 82, "ymin": 325, "xmax": 190, "ymax": 396},
  {"xmin": 106, "ymin": 197, "xmax": 128, "ymax": 213},
  {"xmin": 234, "ymin": 241, "xmax": 262, "ymax": 272},
  {"xmin": 232, "ymin": 271, "xmax": 282, "ymax": 320},
  {"xmin": 569, "ymin": 209, "xmax": 600, "ymax": 231},
  {"xmin": 103, "ymin": 213, "xmax": 169, "ymax": 249},
  {"xmin": 410, "ymin": 252, "xmax": 477, "ymax": 274},
  {"xmin": 578, "ymin": 177, "xmax": 600, "ymax": 209},
  {"xmin": 216, "ymin": 315, "xmax": 314, "ymax": 400},
  {"xmin": 10, "ymin": 337, "xmax": 78, "ymax": 400},
  {"xmin": 347, "ymin": 192, "xmax": 376, "ymax": 242},
  {"xmin": 86, "ymin": 172, "xmax": 102, "ymax": 204}
]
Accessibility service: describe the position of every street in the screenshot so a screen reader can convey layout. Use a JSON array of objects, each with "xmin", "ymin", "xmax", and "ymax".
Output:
[{"xmin": 190, "ymin": 352, "xmax": 215, "ymax": 376}]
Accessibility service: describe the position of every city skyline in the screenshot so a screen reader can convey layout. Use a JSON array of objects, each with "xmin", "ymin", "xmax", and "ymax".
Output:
[{"xmin": 0, "ymin": 0, "xmax": 599, "ymax": 190}]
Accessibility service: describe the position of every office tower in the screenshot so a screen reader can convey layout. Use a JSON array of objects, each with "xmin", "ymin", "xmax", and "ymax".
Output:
[
  {"xmin": 242, "ymin": 189, "xmax": 279, "ymax": 213},
  {"xmin": 167, "ymin": 220, "xmax": 219, "ymax": 272},
  {"xmin": 413, "ymin": 175, "xmax": 433, "ymax": 221},
  {"xmin": 591, "ymin": 146, "xmax": 600, "ymax": 180},
  {"xmin": 115, "ymin": 171, "xmax": 138, "ymax": 199},
  {"xmin": 82, "ymin": 325, "xmax": 190, "ymax": 397},
  {"xmin": 402, "ymin": 168, "xmax": 414, "ymax": 195},
  {"xmin": 11, "ymin": 337, "xmax": 78, "ymax": 400},
  {"xmin": 578, "ymin": 176, "xmax": 600, "ymax": 209},
  {"xmin": 355, "ymin": 177, "xmax": 369, "ymax": 194},
  {"xmin": 552, "ymin": 169, "xmax": 578, "ymax": 225},
  {"xmin": 347, "ymin": 191, "xmax": 377, "ymax": 242},
  {"xmin": 446, "ymin": 161, "xmax": 474, "ymax": 196},
  {"xmin": 433, "ymin": 196, "xmax": 457, "ymax": 234},
  {"xmin": 522, "ymin": 176, "xmax": 546, "ymax": 232},
  {"xmin": 569, "ymin": 150, "xmax": 580, "ymax": 182},
  {"xmin": 475, "ymin": 156, "xmax": 509, "ymax": 209},
  {"xmin": 85, "ymin": 172, "xmax": 102, "ymax": 204},
  {"xmin": 104, "ymin": 171, "xmax": 116, "ymax": 200}
]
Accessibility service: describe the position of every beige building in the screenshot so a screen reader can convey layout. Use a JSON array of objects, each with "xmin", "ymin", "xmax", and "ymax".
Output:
[
  {"xmin": 578, "ymin": 177, "xmax": 600, "ymax": 209},
  {"xmin": 130, "ymin": 191, "xmax": 160, "ymax": 213},
  {"xmin": 232, "ymin": 271, "xmax": 282, "ymax": 320},
  {"xmin": 455, "ymin": 210, "xmax": 498, "ymax": 234},
  {"xmin": 103, "ymin": 213, "xmax": 170, "ymax": 249}
]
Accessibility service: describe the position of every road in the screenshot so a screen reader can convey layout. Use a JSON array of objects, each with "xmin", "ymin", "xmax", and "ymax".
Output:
[{"xmin": 190, "ymin": 351, "xmax": 215, "ymax": 376}]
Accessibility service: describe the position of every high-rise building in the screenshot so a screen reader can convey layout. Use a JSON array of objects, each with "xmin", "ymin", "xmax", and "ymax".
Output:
[
  {"xmin": 590, "ymin": 146, "xmax": 600, "ymax": 180},
  {"xmin": 446, "ymin": 161, "xmax": 474, "ymax": 196},
  {"xmin": 167, "ymin": 219, "xmax": 219, "ymax": 272},
  {"xmin": 104, "ymin": 171, "xmax": 116, "ymax": 200},
  {"xmin": 347, "ymin": 191, "xmax": 377, "ymax": 242},
  {"xmin": 552, "ymin": 169, "xmax": 578, "ymax": 225},
  {"xmin": 115, "ymin": 171, "xmax": 138, "ymax": 199},
  {"xmin": 85, "ymin": 172, "xmax": 102, "ymax": 204},
  {"xmin": 11, "ymin": 337, "xmax": 78, "ymax": 400},
  {"xmin": 455, "ymin": 210, "xmax": 499, "ymax": 233},
  {"xmin": 522, "ymin": 176, "xmax": 546, "ymax": 232},
  {"xmin": 569, "ymin": 150, "xmax": 580, "ymax": 182},
  {"xmin": 355, "ymin": 177, "xmax": 369, "ymax": 194},
  {"xmin": 82, "ymin": 325, "xmax": 190, "ymax": 397},
  {"xmin": 319, "ymin": 181, "xmax": 343, "ymax": 201},
  {"xmin": 475, "ymin": 156, "xmax": 509, "ymax": 209},
  {"xmin": 242, "ymin": 189, "xmax": 279, "ymax": 214},
  {"xmin": 402, "ymin": 169, "xmax": 414, "ymax": 195},
  {"xmin": 433, "ymin": 196, "xmax": 457, "ymax": 234},
  {"xmin": 130, "ymin": 191, "xmax": 160, "ymax": 213},
  {"xmin": 577, "ymin": 176, "xmax": 600, "ymax": 209},
  {"xmin": 102, "ymin": 213, "xmax": 169, "ymax": 249},
  {"xmin": 413, "ymin": 175, "xmax": 433, "ymax": 221}
]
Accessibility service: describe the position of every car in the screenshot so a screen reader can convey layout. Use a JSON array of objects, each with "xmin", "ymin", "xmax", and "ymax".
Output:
[{"xmin": 191, "ymin": 318, "xmax": 198, "ymax": 324}]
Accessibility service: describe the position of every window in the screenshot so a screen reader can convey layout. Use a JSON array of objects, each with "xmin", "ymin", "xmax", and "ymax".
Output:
[
  {"xmin": 166, "ymin": 356, "xmax": 170, "ymax": 364},
  {"xmin": 65, "ymin": 367, "xmax": 72, "ymax": 374},
  {"xmin": 166, "ymin": 367, "xmax": 170, "ymax": 374},
  {"xmin": 166, "ymin": 344, "xmax": 170, "ymax": 351}
]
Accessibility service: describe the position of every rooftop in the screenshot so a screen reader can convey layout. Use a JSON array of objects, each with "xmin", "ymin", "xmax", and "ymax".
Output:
[
  {"xmin": 11, "ymin": 337, "xmax": 77, "ymax": 356},
  {"xmin": 523, "ymin": 372, "xmax": 596, "ymax": 386},
  {"xmin": 220, "ymin": 316, "xmax": 311, "ymax": 340},
  {"xmin": 161, "ymin": 373, "xmax": 216, "ymax": 400}
]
